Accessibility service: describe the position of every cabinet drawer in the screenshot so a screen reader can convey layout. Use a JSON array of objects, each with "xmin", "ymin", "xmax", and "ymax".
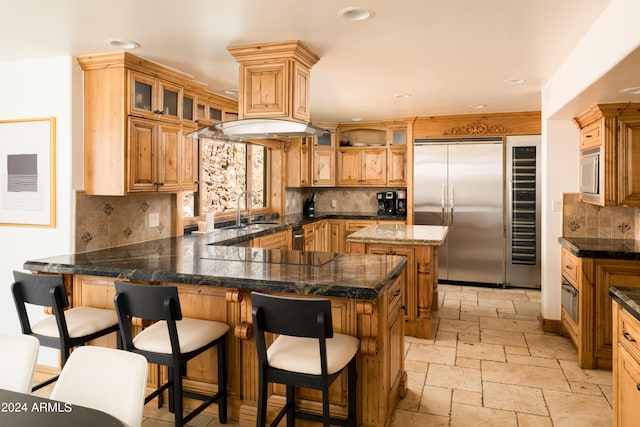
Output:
[
  {"xmin": 580, "ymin": 122, "xmax": 601, "ymax": 150},
  {"xmin": 345, "ymin": 220, "xmax": 376, "ymax": 235},
  {"xmin": 387, "ymin": 276, "xmax": 402, "ymax": 321},
  {"xmin": 619, "ymin": 307, "xmax": 640, "ymax": 362},
  {"xmin": 561, "ymin": 248, "xmax": 580, "ymax": 288}
]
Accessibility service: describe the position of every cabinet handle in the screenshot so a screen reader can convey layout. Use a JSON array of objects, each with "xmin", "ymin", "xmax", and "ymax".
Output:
[
  {"xmin": 623, "ymin": 331, "xmax": 636, "ymax": 343},
  {"xmin": 393, "ymin": 289, "xmax": 401, "ymax": 298},
  {"xmin": 565, "ymin": 265, "xmax": 573, "ymax": 270},
  {"xmin": 637, "ymin": 383, "xmax": 640, "ymax": 391},
  {"xmin": 154, "ymin": 110, "xmax": 165, "ymax": 115}
]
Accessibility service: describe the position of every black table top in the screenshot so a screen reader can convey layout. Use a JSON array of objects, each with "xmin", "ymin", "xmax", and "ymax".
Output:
[{"xmin": 0, "ymin": 388, "xmax": 125, "ymax": 427}]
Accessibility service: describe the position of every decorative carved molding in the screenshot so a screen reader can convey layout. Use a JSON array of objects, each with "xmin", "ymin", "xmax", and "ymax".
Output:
[
  {"xmin": 360, "ymin": 336, "xmax": 378, "ymax": 356},
  {"xmin": 443, "ymin": 119, "xmax": 512, "ymax": 136},
  {"xmin": 356, "ymin": 301, "xmax": 376, "ymax": 315},
  {"xmin": 225, "ymin": 289, "xmax": 244, "ymax": 303},
  {"xmin": 235, "ymin": 322, "xmax": 253, "ymax": 340}
]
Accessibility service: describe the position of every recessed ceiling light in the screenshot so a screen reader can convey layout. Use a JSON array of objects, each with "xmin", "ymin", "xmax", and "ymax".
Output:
[
  {"xmin": 469, "ymin": 104, "xmax": 486, "ymax": 109},
  {"xmin": 393, "ymin": 93, "xmax": 413, "ymax": 99},
  {"xmin": 351, "ymin": 117, "xmax": 363, "ymax": 122},
  {"xmin": 224, "ymin": 89, "xmax": 239, "ymax": 95},
  {"xmin": 107, "ymin": 39, "xmax": 140, "ymax": 49},
  {"xmin": 504, "ymin": 79, "xmax": 526, "ymax": 85},
  {"xmin": 338, "ymin": 7, "xmax": 374, "ymax": 21},
  {"xmin": 620, "ymin": 87, "xmax": 640, "ymax": 95}
]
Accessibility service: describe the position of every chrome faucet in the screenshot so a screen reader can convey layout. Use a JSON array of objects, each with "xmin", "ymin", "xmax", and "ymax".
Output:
[{"xmin": 236, "ymin": 191, "xmax": 256, "ymax": 227}]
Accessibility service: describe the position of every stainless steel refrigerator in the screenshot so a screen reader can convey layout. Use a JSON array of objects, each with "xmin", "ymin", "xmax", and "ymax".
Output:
[{"xmin": 413, "ymin": 136, "xmax": 541, "ymax": 288}]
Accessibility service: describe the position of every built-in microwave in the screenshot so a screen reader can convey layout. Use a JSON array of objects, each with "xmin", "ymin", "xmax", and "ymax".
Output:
[{"xmin": 579, "ymin": 146, "xmax": 602, "ymax": 203}]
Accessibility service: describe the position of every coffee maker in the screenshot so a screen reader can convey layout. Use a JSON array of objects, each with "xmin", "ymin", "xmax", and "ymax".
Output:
[
  {"xmin": 396, "ymin": 188, "xmax": 407, "ymax": 215},
  {"xmin": 377, "ymin": 191, "xmax": 397, "ymax": 215}
]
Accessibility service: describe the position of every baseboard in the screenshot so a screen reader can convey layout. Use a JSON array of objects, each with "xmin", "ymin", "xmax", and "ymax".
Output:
[{"xmin": 538, "ymin": 314, "xmax": 562, "ymax": 334}]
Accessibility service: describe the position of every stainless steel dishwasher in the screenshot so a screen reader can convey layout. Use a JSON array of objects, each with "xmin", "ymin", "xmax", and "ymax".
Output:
[{"xmin": 292, "ymin": 225, "xmax": 304, "ymax": 250}]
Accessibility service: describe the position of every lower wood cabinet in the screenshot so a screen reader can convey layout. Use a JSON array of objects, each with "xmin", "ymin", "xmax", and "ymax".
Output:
[
  {"xmin": 349, "ymin": 241, "xmax": 436, "ymax": 339},
  {"xmin": 250, "ymin": 229, "xmax": 291, "ymax": 250},
  {"xmin": 63, "ymin": 272, "xmax": 406, "ymax": 427},
  {"xmin": 613, "ymin": 300, "xmax": 640, "ymax": 426},
  {"xmin": 561, "ymin": 248, "xmax": 640, "ymax": 368}
]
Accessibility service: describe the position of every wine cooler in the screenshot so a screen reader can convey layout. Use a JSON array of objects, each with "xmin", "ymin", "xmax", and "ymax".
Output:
[{"xmin": 506, "ymin": 135, "xmax": 541, "ymax": 288}]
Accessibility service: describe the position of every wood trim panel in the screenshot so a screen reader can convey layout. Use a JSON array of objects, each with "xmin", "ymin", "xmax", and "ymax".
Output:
[{"xmin": 411, "ymin": 111, "xmax": 541, "ymax": 138}]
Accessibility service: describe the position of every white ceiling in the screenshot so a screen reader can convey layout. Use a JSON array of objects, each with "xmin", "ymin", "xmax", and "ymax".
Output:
[{"xmin": 2, "ymin": 0, "xmax": 634, "ymax": 123}]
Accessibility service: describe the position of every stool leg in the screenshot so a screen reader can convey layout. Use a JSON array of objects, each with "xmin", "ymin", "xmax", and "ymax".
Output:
[
  {"xmin": 286, "ymin": 385, "xmax": 295, "ymax": 427},
  {"xmin": 322, "ymin": 384, "xmax": 330, "ymax": 427},
  {"xmin": 218, "ymin": 339, "xmax": 227, "ymax": 423},
  {"xmin": 257, "ymin": 368, "xmax": 268, "ymax": 427},
  {"xmin": 168, "ymin": 366, "xmax": 175, "ymax": 413},
  {"xmin": 174, "ymin": 363, "xmax": 183, "ymax": 427},
  {"xmin": 348, "ymin": 358, "xmax": 357, "ymax": 426}
]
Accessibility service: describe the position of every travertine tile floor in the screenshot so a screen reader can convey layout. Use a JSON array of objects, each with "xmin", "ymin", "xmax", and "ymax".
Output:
[{"xmin": 38, "ymin": 284, "xmax": 614, "ymax": 426}]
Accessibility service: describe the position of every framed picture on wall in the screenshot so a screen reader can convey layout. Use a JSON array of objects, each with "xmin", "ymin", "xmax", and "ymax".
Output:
[{"xmin": 0, "ymin": 117, "xmax": 56, "ymax": 227}]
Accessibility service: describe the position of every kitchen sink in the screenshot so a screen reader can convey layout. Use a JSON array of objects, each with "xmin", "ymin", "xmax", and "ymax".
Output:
[{"xmin": 220, "ymin": 223, "xmax": 280, "ymax": 231}]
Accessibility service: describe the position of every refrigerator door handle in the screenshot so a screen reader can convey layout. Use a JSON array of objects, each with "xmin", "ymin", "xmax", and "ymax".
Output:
[
  {"xmin": 450, "ymin": 183, "xmax": 455, "ymax": 226},
  {"xmin": 441, "ymin": 184, "xmax": 446, "ymax": 225}
]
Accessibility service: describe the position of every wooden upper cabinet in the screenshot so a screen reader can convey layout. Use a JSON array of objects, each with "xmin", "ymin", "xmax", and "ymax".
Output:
[
  {"xmin": 77, "ymin": 52, "xmax": 237, "ymax": 195},
  {"xmin": 228, "ymin": 41, "xmax": 320, "ymax": 122},
  {"xmin": 337, "ymin": 147, "xmax": 386, "ymax": 186},
  {"xmin": 573, "ymin": 103, "xmax": 640, "ymax": 206},
  {"xmin": 128, "ymin": 118, "xmax": 182, "ymax": 192},
  {"xmin": 129, "ymin": 71, "xmax": 182, "ymax": 123},
  {"xmin": 312, "ymin": 149, "xmax": 335, "ymax": 186},
  {"xmin": 618, "ymin": 116, "xmax": 640, "ymax": 205}
]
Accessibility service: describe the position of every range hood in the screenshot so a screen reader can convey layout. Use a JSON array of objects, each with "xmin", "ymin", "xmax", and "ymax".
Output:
[
  {"xmin": 188, "ymin": 118, "xmax": 332, "ymax": 141},
  {"xmin": 189, "ymin": 40, "xmax": 333, "ymax": 141}
]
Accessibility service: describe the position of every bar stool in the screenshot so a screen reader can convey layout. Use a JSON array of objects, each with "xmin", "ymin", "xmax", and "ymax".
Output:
[
  {"xmin": 11, "ymin": 271, "xmax": 120, "ymax": 391},
  {"xmin": 251, "ymin": 292, "xmax": 359, "ymax": 427},
  {"xmin": 0, "ymin": 332, "xmax": 39, "ymax": 393},
  {"xmin": 113, "ymin": 281, "xmax": 229, "ymax": 427}
]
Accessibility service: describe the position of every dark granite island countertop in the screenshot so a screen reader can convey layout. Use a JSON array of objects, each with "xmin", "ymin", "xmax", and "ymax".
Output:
[
  {"xmin": 23, "ymin": 234, "xmax": 409, "ymax": 427},
  {"xmin": 558, "ymin": 236, "xmax": 640, "ymax": 260},
  {"xmin": 23, "ymin": 235, "xmax": 407, "ymax": 300},
  {"xmin": 610, "ymin": 286, "xmax": 640, "ymax": 323}
]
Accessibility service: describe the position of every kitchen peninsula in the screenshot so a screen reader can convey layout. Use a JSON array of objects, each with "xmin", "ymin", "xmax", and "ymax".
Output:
[
  {"xmin": 347, "ymin": 224, "xmax": 449, "ymax": 339},
  {"xmin": 23, "ymin": 231, "xmax": 408, "ymax": 427}
]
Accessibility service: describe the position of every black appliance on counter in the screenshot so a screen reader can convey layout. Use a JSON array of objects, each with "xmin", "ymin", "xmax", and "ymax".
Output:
[
  {"xmin": 304, "ymin": 193, "xmax": 316, "ymax": 218},
  {"xmin": 377, "ymin": 190, "xmax": 406, "ymax": 216}
]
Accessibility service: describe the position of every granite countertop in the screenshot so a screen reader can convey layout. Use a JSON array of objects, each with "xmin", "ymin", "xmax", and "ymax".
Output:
[
  {"xmin": 24, "ymin": 235, "xmax": 407, "ymax": 300},
  {"xmin": 610, "ymin": 287, "xmax": 640, "ymax": 322},
  {"xmin": 559, "ymin": 236, "xmax": 640, "ymax": 260},
  {"xmin": 347, "ymin": 224, "xmax": 449, "ymax": 246}
]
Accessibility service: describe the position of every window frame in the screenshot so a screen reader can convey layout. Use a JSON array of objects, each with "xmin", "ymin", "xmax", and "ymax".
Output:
[{"xmin": 183, "ymin": 138, "xmax": 273, "ymax": 227}]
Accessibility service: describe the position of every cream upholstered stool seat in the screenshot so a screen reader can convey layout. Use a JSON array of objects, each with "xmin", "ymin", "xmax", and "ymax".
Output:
[
  {"xmin": 50, "ymin": 346, "xmax": 148, "ymax": 427},
  {"xmin": 11, "ymin": 270, "xmax": 120, "ymax": 391},
  {"xmin": 267, "ymin": 334, "xmax": 359, "ymax": 375},
  {"xmin": 251, "ymin": 292, "xmax": 359, "ymax": 427},
  {"xmin": 113, "ymin": 281, "xmax": 229, "ymax": 427},
  {"xmin": 0, "ymin": 332, "xmax": 39, "ymax": 393}
]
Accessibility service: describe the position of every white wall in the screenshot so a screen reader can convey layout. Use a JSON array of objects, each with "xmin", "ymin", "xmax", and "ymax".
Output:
[
  {"xmin": 540, "ymin": 0, "xmax": 640, "ymax": 321},
  {"xmin": 0, "ymin": 56, "xmax": 82, "ymax": 365}
]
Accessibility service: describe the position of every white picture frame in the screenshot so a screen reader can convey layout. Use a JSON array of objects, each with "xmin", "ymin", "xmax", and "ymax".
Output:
[{"xmin": 0, "ymin": 117, "xmax": 56, "ymax": 227}]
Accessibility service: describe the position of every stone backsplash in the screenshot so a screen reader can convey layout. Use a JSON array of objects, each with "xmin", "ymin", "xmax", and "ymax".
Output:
[
  {"xmin": 74, "ymin": 191, "xmax": 174, "ymax": 252},
  {"xmin": 285, "ymin": 187, "xmax": 394, "ymax": 215},
  {"xmin": 562, "ymin": 192, "xmax": 640, "ymax": 239}
]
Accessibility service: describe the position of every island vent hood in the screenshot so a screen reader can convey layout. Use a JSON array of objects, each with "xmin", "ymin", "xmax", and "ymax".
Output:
[{"xmin": 189, "ymin": 40, "xmax": 333, "ymax": 141}]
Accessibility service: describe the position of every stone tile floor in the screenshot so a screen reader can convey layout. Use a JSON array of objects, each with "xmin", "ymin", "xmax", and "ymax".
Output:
[{"xmin": 35, "ymin": 284, "xmax": 614, "ymax": 426}]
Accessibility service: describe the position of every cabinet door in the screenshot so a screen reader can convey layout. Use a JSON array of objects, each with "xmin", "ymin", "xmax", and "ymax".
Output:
[
  {"xmin": 129, "ymin": 72, "xmax": 158, "ymax": 119},
  {"xmin": 157, "ymin": 123, "xmax": 182, "ymax": 192},
  {"xmin": 361, "ymin": 148, "xmax": 386, "ymax": 185},
  {"xmin": 128, "ymin": 117, "xmax": 157, "ymax": 192},
  {"xmin": 292, "ymin": 61, "xmax": 311, "ymax": 122},
  {"xmin": 241, "ymin": 61, "xmax": 287, "ymax": 118},
  {"xmin": 595, "ymin": 260, "xmax": 640, "ymax": 361},
  {"xmin": 328, "ymin": 220, "xmax": 345, "ymax": 253},
  {"xmin": 388, "ymin": 147, "xmax": 407, "ymax": 186},
  {"xmin": 580, "ymin": 121, "xmax": 601, "ymax": 150},
  {"xmin": 337, "ymin": 149, "xmax": 361, "ymax": 186},
  {"xmin": 312, "ymin": 149, "xmax": 335, "ymax": 187},
  {"xmin": 616, "ymin": 345, "xmax": 640, "ymax": 426},
  {"xmin": 389, "ymin": 246, "xmax": 415, "ymax": 322},
  {"xmin": 618, "ymin": 117, "xmax": 640, "ymax": 205},
  {"xmin": 181, "ymin": 125, "xmax": 198, "ymax": 191},
  {"xmin": 182, "ymin": 91, "xmax": 196, "ymax": 124},
  {"xmin": 158, "ymin": 80, "xmax": 182, "ymax": 123}
]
